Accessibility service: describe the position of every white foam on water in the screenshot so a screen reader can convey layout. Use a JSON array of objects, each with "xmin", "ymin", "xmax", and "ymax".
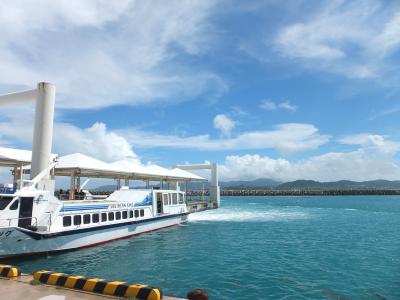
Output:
[{"xmin": 189, "ymin": 207, "xmax": 309, "ymax": 222}]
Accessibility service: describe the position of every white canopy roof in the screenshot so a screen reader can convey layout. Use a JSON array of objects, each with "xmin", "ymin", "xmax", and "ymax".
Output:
[
  {"xmin": 110, "ymin": 160, "xmax": 206, "ymax": 181},
  {"xmin": 1, "ymin": 148, "xmax": 207, "ymax": 182},
  {"xmin": 169, "ymin": 168, "xmax": 206, "ymax": 181},
  {"xmin": 0, "ymin": 147, "xmax": 57, "ymax": 167},
  {"xmin": 110, "ymin": 160, "xmax": 162, "ymax": 180},
  {"xmin": 54, "ymin": 153, "xmax": 130, "ymax": 178}
]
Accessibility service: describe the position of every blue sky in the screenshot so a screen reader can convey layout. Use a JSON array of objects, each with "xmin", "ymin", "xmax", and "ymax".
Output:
[{"xmin": 1, "ymin": 0, "xmax": 400, "ymax": 182}]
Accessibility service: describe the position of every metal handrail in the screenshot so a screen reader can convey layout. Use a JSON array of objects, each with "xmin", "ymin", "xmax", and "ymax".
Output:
[{"xmin": 21, "ymin": 161, "xmax": 58, "ymax": 190}]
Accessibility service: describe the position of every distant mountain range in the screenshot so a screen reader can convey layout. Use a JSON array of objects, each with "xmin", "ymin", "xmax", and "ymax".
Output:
[
  {"xmin": 220, "ymin": 178, "xmax": 281, "ymax": 188},
  {"xmin": 276, "ymin": 179, "xmax": 400, "ymax": 190},
  {"xmin": 94, "ymin": 179, "xmax": 400, "ymax": 191}
]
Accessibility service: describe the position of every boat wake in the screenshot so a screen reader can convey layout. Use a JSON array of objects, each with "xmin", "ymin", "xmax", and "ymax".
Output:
[{"xmin": 189, "ymin": 207, "xmax": 309, "ymax": 222}]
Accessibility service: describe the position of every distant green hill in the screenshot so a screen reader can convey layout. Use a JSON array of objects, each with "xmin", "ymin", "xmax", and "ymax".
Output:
[
  {"xmin": 221, "ymin": 178, "xmax": 281, "ymax": 188},
  {"xmin": 93, "ymin": 179, "xmax": 400, "ymax": 191},
  {"xmin": 276, "ymin": 179, "xmax": 400, "ymax": 190}
]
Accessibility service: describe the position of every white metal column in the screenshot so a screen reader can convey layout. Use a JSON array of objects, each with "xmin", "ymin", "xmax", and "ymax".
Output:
[
  {"xmin": 174, "ymin": 163, "xmax": 220, "ymax": 207},
  {"xmin": 0, "ymin": 82, "xmax": 56, "ymax": 192}
]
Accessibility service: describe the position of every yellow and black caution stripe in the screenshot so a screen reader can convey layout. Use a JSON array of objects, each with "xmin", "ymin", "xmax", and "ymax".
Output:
[
  {"xmin": 33, "ymin": 270, "xmax": 162, "ymax": 300},
  {"xmin": 0, "ymin": 264, "xmax": 21, "ymax": 278}
]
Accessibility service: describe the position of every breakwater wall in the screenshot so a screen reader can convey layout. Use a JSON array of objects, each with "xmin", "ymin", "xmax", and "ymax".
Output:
[
  {"xmin": 91, "ymin": 189, "xmax": 400, "ymax": 197},
  {"xmin": 187, "ymin": 189, "xmax": 400, "ymax": 196}
]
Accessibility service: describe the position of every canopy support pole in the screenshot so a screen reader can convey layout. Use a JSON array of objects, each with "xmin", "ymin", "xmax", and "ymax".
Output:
[
  {"xmin": 76, "ymin": 176, "xmax": 81, "ymax": 193},
  {"xmin": 69, "ymin": 171, "xmax": 75, "ymax": 200},
  {"xmin": 19, "ymin": 163, "xmax": 23, "ymax": 190},
  {"xmin": 202, "ymin": 182, "xmax": 205, "ymax": 201}
]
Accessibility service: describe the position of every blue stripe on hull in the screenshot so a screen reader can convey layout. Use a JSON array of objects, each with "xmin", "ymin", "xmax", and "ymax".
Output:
[{"xmin": 60, "ymin": 205, "xmax": 109, "ymax": 212}]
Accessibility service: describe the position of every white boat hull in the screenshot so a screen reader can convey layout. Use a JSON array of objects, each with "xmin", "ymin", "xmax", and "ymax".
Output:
[{"xmin": 0, "ymin": 213, "xmax": 188, "ymax": 258}]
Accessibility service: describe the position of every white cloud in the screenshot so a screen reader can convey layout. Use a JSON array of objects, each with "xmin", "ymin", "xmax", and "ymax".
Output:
[
  {"xmin": 274, "ymin": 0, "xmax": 400, "ymax": 80},
  {"xmin": 260, "ymin": 99, "xmax": 297, "ymax": 111},
  {"xmin": 260, "ymin": 100, "xmax": 277, "ymax": 110},
  {"xmin": 0, "ymin": 107, "xmax": 138, "ymax": 162},
  {"xmin": 0, "ymin": 0, "xmax": 225, "ymax": 109},
  {"xmin": 120, "ymin": 123, "xmax": 329, "ymax": 155},
  {"xmin": 371, "ymin": 11, "xmax": 400, "ymax": 58},
  {"xmin": 337, "ymin": 133, "xmax": 400, "ymax": 155},
  {"xmin": 218, "ymin": 133, "xmax": 400, "ymax": 181},
  {"xmin": 219, "ymin": 150, "xmax": 400, "ymax": 182},
  {"xmin": 213, "ymin": 114, "xmax": 235, "ymax": 136},
  {"xmin": 278, "ymin": 101, "xmax": 297, "ymax": 111},
  {"xmin": 54, "ymin": 122, "xmax": 139, "ymax": 162},
  {"xmin": 369, "ymin": 106, "xmax": 400, "ymax": 120}
]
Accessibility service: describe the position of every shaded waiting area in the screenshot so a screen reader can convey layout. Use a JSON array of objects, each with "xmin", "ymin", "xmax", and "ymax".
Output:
[{"xmin": 0, "ymin": 147, "xmax": 212, "ymax": 205}]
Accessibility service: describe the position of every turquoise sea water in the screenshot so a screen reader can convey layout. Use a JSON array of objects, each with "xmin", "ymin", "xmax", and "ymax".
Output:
[{"xmin": 4, "ymin": 196, "xmax": 400, "ymax": 299}]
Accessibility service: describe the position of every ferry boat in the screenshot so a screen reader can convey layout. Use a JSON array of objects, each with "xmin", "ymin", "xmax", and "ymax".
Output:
[
  {"xmin": 0, "ymin": 83, "xmax": 218, "ymax": 258},
  {"xmin": 0, "ymin": 179, "xmax": 188, "ymax": 258}
]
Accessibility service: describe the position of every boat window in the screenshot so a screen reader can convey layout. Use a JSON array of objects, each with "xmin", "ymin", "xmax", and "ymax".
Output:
[
  {"xmin": 101, "ymin": 213, "xmax": 107, "ymax": 222},
  {"xmin": 0, "ymin": 196, "xmax": 13, "ymax": 210},
  {"xmin": 92, "ymin": 214, "xmax": 99, "ymax": 223},
  {"xmin": 172, "ymin": 193, "xmax": 178, "ymax": 205},
  {"xmin": 9, "ymin": 199, "xmax": 19, "ymax": 210},
  {"xmin": 168, "ymin": 194, "xmax": 172, "ymax": 205},
  {"xmin": 129, "ymin": 210, "xmax": 133, "ymax": 218},
  {"xmin": 73, "ymin": 215, "xmax": 82, "ymax": 225},
  {"xmin": 179, "ymin": 194, "xmax": 184, "ymax": 204},
  {"xmin": 108, "ymin": 212, "xmax": 114, "ymax": 221},
  {"xmin": 83, "ymin": 214, "xmax": 91, "ymax": 224},
  {"xmin": 122, "ymin": 211, "xmax": 127, "ymax": 219},
  {"xmin": 140, "ymin": 209, "xmax": 144, "ymax": 217},
  {"xmin": 63, "ymin": 216, "xmax": 72, "ymax": 227},
  {"xmin": 162, "ymin": 194, "xmax": 168, "ymax": 206},
  {"xmin": 116, "ymin": 211, "xmax": 121, "ymax": 220},
  {"xmin": 135, "ymin": 210, "xmax": 139, "ymax": 218}
]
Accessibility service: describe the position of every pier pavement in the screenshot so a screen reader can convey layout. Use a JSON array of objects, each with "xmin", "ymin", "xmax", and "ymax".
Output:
[{"xmin": 0, "ymin": 275, "xmax": 185, "ymax": 300}]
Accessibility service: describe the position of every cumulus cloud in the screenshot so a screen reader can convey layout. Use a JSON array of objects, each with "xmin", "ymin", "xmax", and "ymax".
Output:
[
  {"xmin": 274, "ymin": 0, "xmax": 400, "ymax": 80},
  {"xmin": 218, "ymin": 133, "xmax": 400, "ymax": 181},
  {"xmin": 0, "ymin": 0, "xmax": 225, "ymax": 109},
  {"xmin": 337, "ymin": 133, "xmax": 400, "ymax": 155},
  {"xmin": 260, "ymin": 99, "xmax": 297, "ymax": 111},
  {"xmin": 0, "ymin": 106, "xmax": 138, "ymax": 162},
  {"xmin": 219, "ymin": 151, "xmax": 400, "ymax": 182},
  {"xmin": 54, "ymin": 122, "xmax": 139, "ymax": 162},
  {"xmin": 120, "ymin": 123, "xmax": 329, "ymax": 155},
  {"xmin": 213, "ymin": 114, "xmax": 235, "ymax": 136}
]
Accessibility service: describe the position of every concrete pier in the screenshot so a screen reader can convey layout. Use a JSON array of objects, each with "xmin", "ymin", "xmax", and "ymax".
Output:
[
  {"xmin": 0, "ymin": 275, "xmax": 185, "ymax": 300},
  {"xmin": 186, "ymin": 200, "xmax": 215, "ymax": 213}
]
